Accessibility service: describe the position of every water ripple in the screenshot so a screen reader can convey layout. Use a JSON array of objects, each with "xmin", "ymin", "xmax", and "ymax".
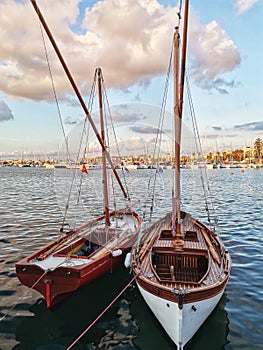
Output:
[{"xmin": 0, "ymin": 167, "xmax": 262, "ymax": 349}]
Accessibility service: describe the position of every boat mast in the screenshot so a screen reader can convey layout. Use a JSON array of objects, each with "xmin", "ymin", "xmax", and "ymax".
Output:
[
  {"xmin": 172, "ymin": 25, "xmax": 180, "ymax": 237},
  {"xmin": 173, "ymin": 0, "xmax": 189, "ymax": 238},
  {"xmin": 96, "ymin": 68, "xmax": 110, "ymax": 225},
  {"xmin": 30, "ymin": 0, "xmax": 128, "ymax": 200}
]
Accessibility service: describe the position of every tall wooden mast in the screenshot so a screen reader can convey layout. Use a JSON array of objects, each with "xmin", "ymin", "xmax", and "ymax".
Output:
[
  {"xmin": 173, "ymin": 0, "xmax": 189, "ymax": 239},
  {"xmin": 30, "ymin": 0, "xmax": 128, "ymax": 200},
  {"xmin": 96, "ymin": 68, "xmax": 110, "ymax": 225}
]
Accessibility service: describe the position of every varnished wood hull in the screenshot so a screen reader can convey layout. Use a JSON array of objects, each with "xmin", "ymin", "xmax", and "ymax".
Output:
[
  {"xmin": 16, "ymin": 250, "xmax": 123, "ymax": 307},
  {"xmin": 132, "ymin": 212, "xmax": 231, "ymax": 349},
  {"xmin": 16, "ymin": 211, "xmax": 142, "ymax": 308}
]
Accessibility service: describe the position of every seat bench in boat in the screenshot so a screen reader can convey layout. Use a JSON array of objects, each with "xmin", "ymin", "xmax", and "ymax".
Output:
[{"xmin": 151, "ymin": 247, "xmax": 208, "ymax": 284}]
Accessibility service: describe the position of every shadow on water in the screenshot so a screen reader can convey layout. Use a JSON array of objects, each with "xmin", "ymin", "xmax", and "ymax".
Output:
[
  {"xmin": 186, "ymin": 293, "xmax": 230, "ymax": 350},
  {"xmin": 130, "ymin": 286, "xmax": 230, "ymax": 350},
  {"xmin": 2, "ymin": 168, "xmax": 252, "ymax": 349},
  {"xmin": 12, "ymin": 267, "xmax": 140, "ymax": 350},
  {"xmin": 11, "ymin": 266, "xmax": 230, "ymax": 350}
]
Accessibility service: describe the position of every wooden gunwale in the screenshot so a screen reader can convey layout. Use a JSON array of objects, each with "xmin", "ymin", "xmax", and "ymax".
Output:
[
  {"xmin": 134, "ymin": 269, "xmax": 229, "ymax": 303},
  {"xmin": 132, "ymin": 210, "xmax": 231, "ymax": 305},
  {"xmin": 25, "ymin": 210, "xmax": 140, "ymax": 263},
  {"xmin": 26, "ymin": 214, "xmax": 106, "ymax": 262}
]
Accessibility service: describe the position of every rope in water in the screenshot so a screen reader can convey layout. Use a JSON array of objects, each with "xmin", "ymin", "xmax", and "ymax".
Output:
[
  {"xmin": 66, "ymin": 274, "xmax": 137, "ymax": 350},
  {"xmin": 0, "ymin": 268, "xmax": 49, "ymax": 322}
]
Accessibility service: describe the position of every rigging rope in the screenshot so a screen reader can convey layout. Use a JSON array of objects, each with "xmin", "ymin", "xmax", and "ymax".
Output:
[
  {"xmin": 101, "ymin": 74, "xmax": 119, "ymax": 217},
  {"xmin": 37, "ymin": 15, "xmax": 85, "ymax": 232},
  {"xmin": 0, "ymin": 268, "xmax": 49, "ymax": 323},
  {"xmin": 101, "ymin": 76, "xmax": 131, "ymax": 201},
  {"xmin": 66, "ymin": 275, "xmax": 137, "ymax": 350},
  {"xmin": 38, "ymin": 16, "xmax": 70, "ymax": 160},
  {"xmin": 185, "ymin": 73, "xmax": 219, "ymax": 233},
  {"xmin": 0, "ymin": 255, "xmax": 76, "ymax": 323},
  {"xmin": 75, "ymin": 75, "xmax": 97, "ymax": 203},
  {"xmin": 60, "ymin": 72, "xmax": 97, "ymax": 232},
  {"xmin": 60, "ymin": 67, "xmax": 134, "ymax": 233},
  {"xmin": 142, "ymin": 6, "xmax": 184, "ymax": 225},
  {"xmin": 136, "ymin": 7, "xmax": 184, "ymax": 244},
  {"xmin": 148, "ymin": 42, "xmax": 173, "ymax": 223}
]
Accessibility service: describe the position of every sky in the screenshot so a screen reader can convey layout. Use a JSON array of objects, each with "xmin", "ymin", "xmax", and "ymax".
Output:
[{"xmin": 0, "ymin": 0, "xmax": 263, "ymax": 159}]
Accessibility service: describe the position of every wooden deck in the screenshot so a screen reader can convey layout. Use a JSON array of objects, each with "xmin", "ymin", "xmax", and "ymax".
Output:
[{"xmin": 137, "ymin": 212, "xmax": 223, "ymax": 291}]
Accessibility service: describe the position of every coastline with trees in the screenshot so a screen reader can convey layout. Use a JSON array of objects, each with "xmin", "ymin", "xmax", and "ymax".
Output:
[{"xmin": 1, "ymin": 138, "xmax": 262, "ymax": 169}]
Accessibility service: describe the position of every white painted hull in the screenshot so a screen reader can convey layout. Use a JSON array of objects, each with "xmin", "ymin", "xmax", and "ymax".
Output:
[{"xmin": 137, "ymin": 283, "xmax": 224, "ymax": 349}]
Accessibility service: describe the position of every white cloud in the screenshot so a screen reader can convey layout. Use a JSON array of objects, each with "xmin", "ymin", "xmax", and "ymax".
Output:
[
  {"xmin": 0, "ymin": 0, "xmax": 241, "ymax": 101},
  {"xmin": 188, "ymin": 15, "xmax": 241, "ymax": 92},
  {"xmin": 235, "ymin": 0, "xmax": 259, "ymax": 15}
]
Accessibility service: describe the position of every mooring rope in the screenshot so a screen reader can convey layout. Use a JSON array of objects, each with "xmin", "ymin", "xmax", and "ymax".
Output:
[
  {"xmin": 0, "ymin": 257, "xmax": 72, "ymax": 323},
  {"xmin": 66, "ymin": 274, "xmax": 137, "ymax": 350},
  {"xmin": 0, "ymin": 269, "xmax": 49, "ymax": 322}
]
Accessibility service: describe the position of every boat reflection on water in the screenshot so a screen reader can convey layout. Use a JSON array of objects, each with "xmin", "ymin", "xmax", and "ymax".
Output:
[
  {"xmin": 13, "ymin": 268, "xmax": 230, "ymax": 350},
  {"xmin": 13, "ymin": 267, "xmax": 137, "ymax": 350},
  {"xmin": 186, "ymin": 293, "xmax": 230, "ymax": 350}
]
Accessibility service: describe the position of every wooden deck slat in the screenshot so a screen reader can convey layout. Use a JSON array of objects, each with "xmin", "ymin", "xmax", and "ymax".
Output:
[{"xmin": 138, "ymin": 213, "xmax": 223, "ymax": 289}]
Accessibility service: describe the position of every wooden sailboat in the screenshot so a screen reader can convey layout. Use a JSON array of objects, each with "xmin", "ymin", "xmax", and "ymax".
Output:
[
  {"xmin": 16, "ymin": 2, "xmax": 142, "ymax": 308},
  {"xmin": 131, "ymin": 1, "xmax": 231, "ymax": 349}
]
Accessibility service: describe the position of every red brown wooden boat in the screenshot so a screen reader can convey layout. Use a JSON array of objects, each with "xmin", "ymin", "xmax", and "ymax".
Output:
[
  {"xmin": 16, "ymin": 209, "xmax": 141, "ymax": 308},
  {"xmin": 131, "ymin": 1, "xmax": 231, "ymax": 348},
  {"xmin": 16, "ymin": 2, "xmax": 142, "ymax": 308}
]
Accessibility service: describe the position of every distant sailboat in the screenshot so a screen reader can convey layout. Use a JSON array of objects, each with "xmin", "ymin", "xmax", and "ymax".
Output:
[
  {"xmin": 16, "ymin": 2, "xmax": 142, "ymax": 308},
  {"xmin": 131, "ymin": 1, "xmax": 231, "ymax": 349}
]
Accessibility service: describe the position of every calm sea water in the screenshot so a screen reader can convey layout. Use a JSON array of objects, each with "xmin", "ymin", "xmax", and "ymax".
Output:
[{"xmin": 0, "ymin": 167, "xmax": 262, "ymax": 350}]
